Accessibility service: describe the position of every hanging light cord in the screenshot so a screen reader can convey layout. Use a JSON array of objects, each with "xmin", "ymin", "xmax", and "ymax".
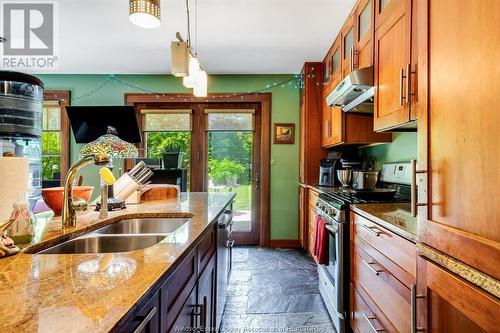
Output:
[{"xmin": 186, "ymin": 0, "xmax": 191, "ymax": 47}]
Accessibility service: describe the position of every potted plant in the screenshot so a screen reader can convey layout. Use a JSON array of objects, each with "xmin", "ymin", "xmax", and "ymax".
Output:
[{"xmin": 161, "ymin": 139, "xmax": 185, "ymax": 169}]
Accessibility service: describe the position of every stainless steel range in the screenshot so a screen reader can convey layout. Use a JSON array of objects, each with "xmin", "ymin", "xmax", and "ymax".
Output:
[{"xmin": 314, "ymin": 162, "xmax": 412, "ymax": 333}]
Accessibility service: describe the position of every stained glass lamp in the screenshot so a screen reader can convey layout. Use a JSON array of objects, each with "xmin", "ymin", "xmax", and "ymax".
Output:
[{"xmin": 80, "ymin": 127, "xmax": 138, "ymax": 210}]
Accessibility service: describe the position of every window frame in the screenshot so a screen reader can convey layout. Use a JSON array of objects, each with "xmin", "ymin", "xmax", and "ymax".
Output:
[{"xmin": 42, "ymin": 90, "xmax": 71, "ymax": 186}]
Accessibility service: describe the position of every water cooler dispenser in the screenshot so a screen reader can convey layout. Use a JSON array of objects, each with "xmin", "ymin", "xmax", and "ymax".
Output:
[{"xmin": 0, "ymin": 71, "xmax": 44, "ymax": 209}]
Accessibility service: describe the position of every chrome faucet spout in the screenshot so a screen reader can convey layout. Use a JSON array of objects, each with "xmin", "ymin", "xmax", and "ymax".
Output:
[{"xmin": 61, "ymin": 154, "xmax": 110, "ymax": 228}]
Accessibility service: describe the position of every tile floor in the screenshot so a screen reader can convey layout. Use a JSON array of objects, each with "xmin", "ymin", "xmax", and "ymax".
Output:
[{"xmin": 220, "ymin": 246, "xmax": 336, "ymax": 332}]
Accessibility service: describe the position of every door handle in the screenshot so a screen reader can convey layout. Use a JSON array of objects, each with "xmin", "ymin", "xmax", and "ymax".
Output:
[
  {"xmin": 360, "ymin": 223, "xmax": 381, "ymax": 236},
  {"xmin": 361, "ymin": 259, "xmax": 384, "ymax": 275},
  {"xmin": 411, "ymin": 284, "xmax": 425, "ymax": 332},
  {"xmin": 411, "ymin": 160, "xmax": 427, "ymax": 217},
  {"xmin": 399, "ymin": 67, "xmax": 405, "ymax": 106},
  {"xmin": 362, "ymin": 313, "xmax": 384, "ymax": 332},
  {"xmin": 406, "ymin": 63, "xmax": 416, "ymax": 104}
]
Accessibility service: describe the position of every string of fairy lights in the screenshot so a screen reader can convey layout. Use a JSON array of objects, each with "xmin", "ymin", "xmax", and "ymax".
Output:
[{"xmin": 70, "ymin": 74, "xmax": 308, "ymax": 103}]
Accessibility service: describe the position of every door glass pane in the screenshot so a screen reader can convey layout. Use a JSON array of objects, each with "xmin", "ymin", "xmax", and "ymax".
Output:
[
  {"xmin": 344, "ymin": 28, "xmax": 354, "ymax": 59},
  {"xmin": 207, "ymin": 113, "xmax": 254, "ymax": 131},
  {"xmin": 145, "ymin": 132, "xmax": 191, "ymax": 189},
  {"xmin": 42, "ymin": 132, "xmax": 61, "ymax": 154},
  {"xmin": 332, "ymin": 48, "xmax": 341, "ymax": 73},
  {"xmin": 208, "ymin": 130, "xmax": 253, "ymax": 233},
  {"xmin": 359, "ymin": 0, "xmax": 372, "ymax": 41},
  {"xmin": 43, "ymin": 105, "xmax": 61, "ymax": 131},
  {"xmin": 42, "ymin": 156, "xmax": 61, "ymax": 181}
]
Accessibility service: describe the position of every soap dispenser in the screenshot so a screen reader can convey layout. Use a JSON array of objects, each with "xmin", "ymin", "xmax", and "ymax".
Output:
[{"xmin": 6, "ymin": 190, "xmax": 34, "ymax": 244}]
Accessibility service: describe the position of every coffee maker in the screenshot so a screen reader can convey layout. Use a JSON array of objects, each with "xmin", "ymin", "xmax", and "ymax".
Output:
[{"xmin": 319, "ymin": 159, "xmax": 341, "ymax": 187}]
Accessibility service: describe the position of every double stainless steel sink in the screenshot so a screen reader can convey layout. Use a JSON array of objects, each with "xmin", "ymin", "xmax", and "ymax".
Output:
[{"xmin": 37, "ymin": 218, "xmax": 189, "ymax": 255}]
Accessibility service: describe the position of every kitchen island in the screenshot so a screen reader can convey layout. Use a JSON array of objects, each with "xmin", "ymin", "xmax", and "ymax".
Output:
[{"xmin": 0, "ymin": 192, "xmax": 235, "ymax": 332}]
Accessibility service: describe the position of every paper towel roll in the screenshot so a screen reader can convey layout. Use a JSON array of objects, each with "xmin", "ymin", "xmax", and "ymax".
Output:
[{"xmin": 0, "ymin": 157, "xmax": 29, "ymax": 221}]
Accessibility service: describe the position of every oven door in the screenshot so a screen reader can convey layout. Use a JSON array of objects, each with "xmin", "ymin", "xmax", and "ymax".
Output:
[{"xmin": 322, "ymin": 220, "xmax": 346, "ymax": 312}]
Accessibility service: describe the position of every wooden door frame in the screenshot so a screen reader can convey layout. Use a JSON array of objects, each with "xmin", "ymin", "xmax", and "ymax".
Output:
[
  {"xmin": 125, "ymin": 93, "xmax": 271, "ymax": 247},
  {"xmin": 43, "ymin": 90, "xmax": 71, "ymax": 185}
]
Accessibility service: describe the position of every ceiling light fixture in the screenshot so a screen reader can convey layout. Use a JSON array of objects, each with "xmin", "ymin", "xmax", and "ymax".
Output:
[
  {"xmin": 129, "ymin": 0, "xmax": 161, "ymax": 29},
  {"xmin": 170, "ymin": 0, "xmax": 208, "ymax": 97}
]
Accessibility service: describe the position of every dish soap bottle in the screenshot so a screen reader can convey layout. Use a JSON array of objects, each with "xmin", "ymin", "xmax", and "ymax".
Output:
[{"xmin": 6, "ymin": 191, "xmax": 33, "ymax": 244}]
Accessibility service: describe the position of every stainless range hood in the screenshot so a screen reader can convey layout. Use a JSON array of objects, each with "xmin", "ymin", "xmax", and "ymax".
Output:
[{"xmin": 326, "ymin": 66, "xmax": 374, "ymax": 113}]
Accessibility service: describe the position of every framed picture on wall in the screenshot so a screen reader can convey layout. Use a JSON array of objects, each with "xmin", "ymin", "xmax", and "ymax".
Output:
[{"xmin": 273, "ymin": 123, "xmax": 295, "ymax": 144}]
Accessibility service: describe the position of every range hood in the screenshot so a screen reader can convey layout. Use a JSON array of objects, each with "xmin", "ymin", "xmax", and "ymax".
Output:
[{"xmin": 326, "ymin": 66, "xmax": 374, "ymax": 113}]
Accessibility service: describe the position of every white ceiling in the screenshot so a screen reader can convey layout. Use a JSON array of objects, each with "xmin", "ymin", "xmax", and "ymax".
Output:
[{"xmin": 40, "ymin": 0, "xmax": 356, "ymax": 74}]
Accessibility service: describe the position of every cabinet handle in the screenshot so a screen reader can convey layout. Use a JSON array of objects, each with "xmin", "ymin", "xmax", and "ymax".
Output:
[
  {"xmin": 406, "ymin": 63, "xmax": 416, "ymax": 104},
  {"xmin": 411, "ymin": 160, "xmax": 427, "ymax": 217},
  {"xmin": 360, "ymin": 223, "xmax": 381, "ymax": 236},
  {"xmin": 399, "ymin": 67, "xmax": 405, "ymax": 106},
  {"xmin": 350, "ymin": 47, "xmax": 354, "ymax": 72},
  {"xmin": 362, "ymin": 313, "xmax": 384, "ymax": 332},
  {"xmin": 411, "ymin": 284, "xmax": 425, "ymax": 333},
  {"xmin": 361, "ymin": 259, "xmax": 383, "ymax": 275},
  {"xmin": 133, "ymin": 306, "xmax": 157, "ymax": 333}
]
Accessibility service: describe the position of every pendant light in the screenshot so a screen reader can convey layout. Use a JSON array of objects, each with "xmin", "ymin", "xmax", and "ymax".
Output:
[
  {"xmin": 193, "ymin": 70, "xmax": 207, "ymax": 97},
  {"xmin": 183, "ymin": 56, "xmax": 200, "ymax": 88},
  {"xmin": 129, "ymin": 0, "xmax": 161, "ymax": 29}
]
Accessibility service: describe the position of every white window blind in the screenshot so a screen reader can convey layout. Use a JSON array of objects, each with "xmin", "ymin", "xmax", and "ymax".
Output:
[{"xmin": 141, "ymin": 109, "xmax": 192, "ymax": 131}]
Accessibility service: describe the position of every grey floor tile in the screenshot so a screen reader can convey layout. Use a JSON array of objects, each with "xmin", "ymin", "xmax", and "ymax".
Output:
[{"xmin": 220, "ymin": 246, "xmax": 335, "ymax": 332}]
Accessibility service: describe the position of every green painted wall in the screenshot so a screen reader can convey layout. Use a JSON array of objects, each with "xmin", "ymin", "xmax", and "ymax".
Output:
[
  {"xmin": 360, "ymin": 132, "xmax": 418, "ymax": 168},
  {"xmin": 36, "ymin": 74, "xmax": 300, "ymax": 240}
]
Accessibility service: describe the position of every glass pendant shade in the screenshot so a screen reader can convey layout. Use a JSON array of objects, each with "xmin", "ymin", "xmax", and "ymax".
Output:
[
  {"xmin": 183, "ymin": 57, "xmax": 200, "ymax": 88},
  {"xmin": 129, "ymin": 0, "xmax": 161, "ymax": 29},
  {"xmin": 193, "ymin": 70, "xmax": 208, "ymax": 97},
  {"xmin": 79, "ymin": 134, "xmax": 139, "ymax": 159}
]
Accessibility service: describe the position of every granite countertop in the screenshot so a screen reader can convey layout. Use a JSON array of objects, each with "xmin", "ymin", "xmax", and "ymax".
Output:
[
  {"xmin": 0, "ymin": 192, "xmax": 235, "ymax": 332},
  {"xmin": 350, "ymin": 203, "xmax": 418, "ymax": 242}
]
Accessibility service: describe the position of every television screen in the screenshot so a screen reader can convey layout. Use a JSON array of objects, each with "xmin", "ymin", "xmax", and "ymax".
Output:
[{"xmin": 66, "ymin": 106, "xmax": 142, "ymax": 143}]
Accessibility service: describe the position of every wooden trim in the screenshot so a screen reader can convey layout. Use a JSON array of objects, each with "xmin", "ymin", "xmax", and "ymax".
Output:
[
  {"xmin": 124, "ymin": 93, "xmax": 271, "ymax": 247},
  {"xmin": 269, "ymin": 239, "xmax": 301, "ymax": 249},
  {"xmin": 43, "ymin": 90, "xmax": 71, "ymax": 185}
]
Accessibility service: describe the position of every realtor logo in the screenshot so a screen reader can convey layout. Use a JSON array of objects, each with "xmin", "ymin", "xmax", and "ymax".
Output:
[{"xmin": 1, "ymin": 1, "xmax": 59, "ymax": 70}]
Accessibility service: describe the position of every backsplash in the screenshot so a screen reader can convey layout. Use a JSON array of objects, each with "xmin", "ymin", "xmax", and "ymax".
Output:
[{"xmin": 359, "ymin": 133, "xmax": 417, "ymax": 169}]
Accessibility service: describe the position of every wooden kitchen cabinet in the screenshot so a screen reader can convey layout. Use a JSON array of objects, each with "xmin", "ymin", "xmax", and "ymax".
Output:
[
  {"xmin": 354, "ymin": 0, "xmax": 374, "ymax": 69},
  {"xmin": 298, "ymin": 185, "xmax": 307, "ymax": 249},
  {"xmin": 416, "ymin": 256, "xmax": 500, "ymax": 333},
  {"xmin": 198, "ymin": 255, "xmax": 216, "ymax": 330},
  {"xmin": 299, "ymin": 63, "xmax": 326, "ymax": 184},
  {"xmin": 341, "ymin": 14, "xmax": 356, "ymax": 78},
  {"xmin": 416, "ymin": 0, "xmax": 500, "ymax": 280},
  {"xmin": 113, "ymin": 221, "xmax": 222, "ymax": 333},
  {"xmin": 307, "ymin": 188, "xmax": 319, "ymax": 256},
  {"xmin": 373, "ymin": 0, "xmax": 415, "ymax": 131},
  {"xmin": 350, "ymin": 212, "xmax": 416, "ymax": 333},
  {"xmin": 321, "ymin": 98, "xmax": 392, "ymax": 148}
]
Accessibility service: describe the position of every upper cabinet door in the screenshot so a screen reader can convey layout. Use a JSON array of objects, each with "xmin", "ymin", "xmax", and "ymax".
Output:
[
  {"xmin": 373, "ymin": 0, "xmax": 412, "ymax": 131},
  {"xmin": 355, "ymin": 0, "xmax": 374, "ymax": 68},
  {"xmin": 341, "ymin": 15, "xmax": 355, "ymax": 78},
  {"xmin": 417, "ymin": 0, "xmax": 500, "ymax": 279}
]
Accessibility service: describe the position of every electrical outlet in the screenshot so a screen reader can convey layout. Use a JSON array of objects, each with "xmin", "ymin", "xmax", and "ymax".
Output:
[{"xmin": 270, "ymin": 156, "xmax": 276, "ymax": 165}]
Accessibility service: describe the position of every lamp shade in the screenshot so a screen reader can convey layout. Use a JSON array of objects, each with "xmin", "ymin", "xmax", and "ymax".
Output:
[
  {"xmin": 129, "ymin": 0, "xmax": 161, "ymax": 29},
  {"xmin": 79, "ymin": 134, "xmax": 139, "ymax": 159}
]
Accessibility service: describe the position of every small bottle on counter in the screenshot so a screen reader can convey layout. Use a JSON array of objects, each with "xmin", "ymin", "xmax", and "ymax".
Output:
[{"xmin": 6, "ymin": 191, "xmax": 34, "ymax": 244}]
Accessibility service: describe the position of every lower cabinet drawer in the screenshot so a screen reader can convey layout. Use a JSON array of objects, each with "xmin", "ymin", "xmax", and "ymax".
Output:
[
  {"xmin": 353, "ymin": 242, "xmax": 411, "ymax": 333},
  {"xmin": 351, "ymin": 284, "xmax": 386, "ymax": 333}
]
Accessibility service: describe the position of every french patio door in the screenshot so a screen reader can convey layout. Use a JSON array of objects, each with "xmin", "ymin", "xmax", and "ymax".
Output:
[{"xmin": 202, "ymin": 103, "xmax": 261, "ymax": 245}]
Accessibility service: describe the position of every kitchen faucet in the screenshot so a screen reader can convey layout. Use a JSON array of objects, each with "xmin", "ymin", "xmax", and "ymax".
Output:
[{"xmin": 61, "ymin": 154, "xmax": 110, "ymax": 228}]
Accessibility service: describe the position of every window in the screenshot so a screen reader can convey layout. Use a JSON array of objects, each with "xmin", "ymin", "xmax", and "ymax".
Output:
[{"xmin": 42, "ymin": 91, "xmax": 70, "ymax": 187}]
